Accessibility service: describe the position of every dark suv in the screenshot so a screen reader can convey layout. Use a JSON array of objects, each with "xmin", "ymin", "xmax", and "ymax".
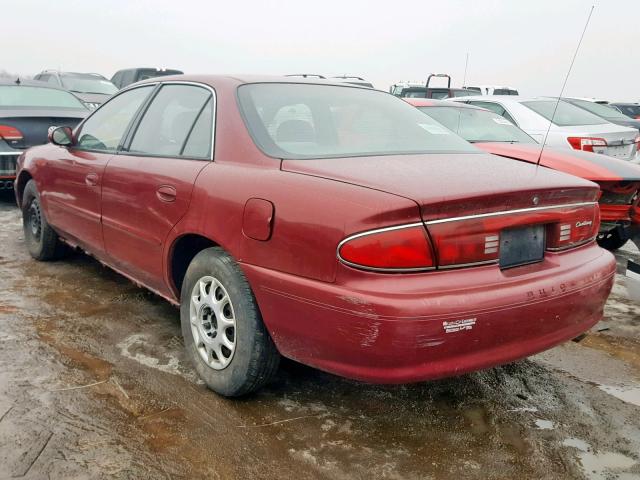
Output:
[
  {"xmin": 34, "ymin": 71, "xmax": 118, "ymax": 110},
  {"xmin": 111, "ymin": 68, "xmax": 184, "ymax": 89}
]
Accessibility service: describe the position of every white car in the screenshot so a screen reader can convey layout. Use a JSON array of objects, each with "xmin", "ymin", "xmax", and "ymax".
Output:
[
  {"xmin": 452, "ymin": 96, "xmax": 640, "ymax": 162},
  {"xmin": 464, "ymin": 85, "xmax": 519, "ymax": 95}
]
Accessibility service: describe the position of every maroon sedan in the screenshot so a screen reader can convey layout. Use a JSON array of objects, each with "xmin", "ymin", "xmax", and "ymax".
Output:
[{"xmin": 15, "ymin": 76, "xmax": 615, "ymax": 396}]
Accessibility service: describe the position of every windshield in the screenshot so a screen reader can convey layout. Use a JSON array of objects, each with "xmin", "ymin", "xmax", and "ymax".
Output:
[
  {"xmin": 419, "ymin": 106, "xmax": 537, "ymax": 144},
  {"xmin": 238, "ymin": 83, "xmax": 478, "ymax": 160},
  {"xmin": 566, "ymin": 99, "xmax": 632, "ymax": 121},
  {"xmin": 0, "ymin": 85, "xmax": 86, "ymax": 109},
  {"xmin": 522, "ymin": 100, "xmax": 606, "ymax": 126},
  {"xmin": 60, "ymin": 75, "xmax": 118, "ymax": 94},
  {"xmin": 493, "ymin": 89, "xmax": 519, "ymax": 95},
  {"xmin": 614, "ymin": 104, "xmax": 640, "ymax": 119}
]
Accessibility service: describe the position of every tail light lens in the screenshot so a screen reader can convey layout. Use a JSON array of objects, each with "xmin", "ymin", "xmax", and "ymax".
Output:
[
  {"xmin": 567, "ymin": 136, "xmax": 607, "ymax": 153},
  {"xmin": 339, "ymin": 203, "xmax": 600, "ymax": 273},
  {"xmin": 338, "ymin": 225, "xmax": 435, "ymax": 271},
  {"xmin": 546, "ymin": 206, "xmax": 600, "ymax": 250},
  {"xmin": 0, "ymin": 125, "xmax": 23, "ymax": 143}
]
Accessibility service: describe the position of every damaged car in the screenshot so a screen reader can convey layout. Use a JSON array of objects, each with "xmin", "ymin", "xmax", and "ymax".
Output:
[
  {"xmin": 406, "ymin": 98, "xmax": 640, "ymax": 251},
  {"xmin": 15, "ymin": 77, "xmax": 616, "ymax": 396}
]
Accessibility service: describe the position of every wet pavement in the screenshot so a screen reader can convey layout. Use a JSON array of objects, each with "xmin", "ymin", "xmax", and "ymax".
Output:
[{"xmin": 0, "ymin": 191, "xmax": 639, "ymax": 479}]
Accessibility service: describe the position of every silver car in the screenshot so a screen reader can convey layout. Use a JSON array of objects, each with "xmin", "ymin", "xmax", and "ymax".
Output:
[{"xmin": 452, "ymin": 96, "xmax": 639, "ymax": 162}]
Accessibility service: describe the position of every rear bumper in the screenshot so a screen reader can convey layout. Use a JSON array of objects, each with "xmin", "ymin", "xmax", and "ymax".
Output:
[
  {"xmin": 243, "ymin": 243, "xmax": 616, "ymax": 384},
  {"xmin": 0, "ymin": 151, "xmax": 19, "ymax": 181}
]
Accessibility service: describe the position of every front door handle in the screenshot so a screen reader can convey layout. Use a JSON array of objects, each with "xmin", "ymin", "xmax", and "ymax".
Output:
[
  {"xmin": 85, "ymin": 173, "xmax": 99, "ymax": 186},
  {"xmin": 156, "ymin": 185, "xmax": 177, "ymax": 202}
]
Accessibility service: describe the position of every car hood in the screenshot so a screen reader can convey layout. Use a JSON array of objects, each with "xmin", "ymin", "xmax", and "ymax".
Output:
[
  {"xmin": 282, "ymin": 153, "xmax": 598, "ymax": 220},
  {"xmin": 475, "ymin": 142, "xmax": 640, "ymax": 182}
]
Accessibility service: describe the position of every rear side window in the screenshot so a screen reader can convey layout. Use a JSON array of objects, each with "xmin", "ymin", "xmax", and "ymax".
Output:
[
  {"xmin": 76, "ymin": 86, "xmax": 153, "ymax": 152},
  {"xmin": 522, "ymin": 100, "xmax": 604, "ymax": 126},
  {"xmin": 182, "ymin": 99, "xmax": 214, "ymax": 158},
  {"xmin": 128, "ymin": 84, "xmax": 212, "ymax": 158}
]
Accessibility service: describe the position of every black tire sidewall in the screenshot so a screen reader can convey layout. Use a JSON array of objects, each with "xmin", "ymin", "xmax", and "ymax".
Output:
[
  {"xmin": 22, "ymin": 180, "xmax": 45, "ymax": 258},
  {"xmin": 180, "ymin": 247, "xmax": 269, "ymax": 396}
]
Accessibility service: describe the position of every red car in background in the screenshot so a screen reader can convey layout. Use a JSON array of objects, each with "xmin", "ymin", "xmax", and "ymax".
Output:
[
  {"xmin": 406, "ymin": 98, "xmax": 640, "ymax": 251},
  {"xmin": 15, "ymin": 77, "xmax": 615, "ymax": 396}
]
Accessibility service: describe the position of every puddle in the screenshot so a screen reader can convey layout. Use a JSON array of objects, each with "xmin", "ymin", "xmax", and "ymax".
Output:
[
  {"xmin": 598, "ymin": 385, "xmax": 640, "ymax": 407},
  {"xmin": 117, "ymin": 333, "xmax": 185, "ymax": 377},
  {"xmin": 563, "ymin": 438, "xmax": 638, "ymax": 480},
  {"xmin": 534, "ymin": 419, "xmax": 554, "ymax": 430}
]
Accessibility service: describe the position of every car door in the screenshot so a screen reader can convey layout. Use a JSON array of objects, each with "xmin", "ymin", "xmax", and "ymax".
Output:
[
  {"xmin": 43, "ymin": 85, "xmax": 154, "ymax": 256},
  {"xmin": 100, "ymin": 82, "xmax": 214, "ymax": 293}
]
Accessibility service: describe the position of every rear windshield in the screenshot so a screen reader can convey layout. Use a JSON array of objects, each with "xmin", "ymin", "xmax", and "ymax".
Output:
[
  {"xmin": 493, "ymin": 89, "xmax": 519, "ymax": 95},
  {"xmin": 451, "ymin": 89, "xmax": 478, "ymax": 97},
  {"xmin": 0, "ymin": 85, "xmax": 86, "ymax": 109},
  {"xmin": 521, "ymin": 100, "xmax": 605, "ymax": 126},
  {"xmin": 237, "ymin": 83, "xmax": 478, "ymax": 159},
  {"xmin": 420, "ymin": 106, "xmax": 536, "ymax": 144},
  {"xmin": 60, "ymin": 75, "xmax": 118, "ymax": 95},
  {"xmin": 566, "ymin": 99, "xmax": 631, "ymax": 121}
]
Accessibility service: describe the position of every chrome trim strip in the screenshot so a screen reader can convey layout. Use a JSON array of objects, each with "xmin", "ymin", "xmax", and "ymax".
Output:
[
  {"xmin": 424, "ymin": 202, "xmax": 598, "ymax": 225},
  {"xmin": 0, "ymin": 152, "xmax": 21, "ymax": 156},
  {"xmin": 546, "ymin": 236, "xmax": 597, "ymax": 252},
  {"xmin": 437, "ymin": 260, "xmax": 498, "ymax": 270}
]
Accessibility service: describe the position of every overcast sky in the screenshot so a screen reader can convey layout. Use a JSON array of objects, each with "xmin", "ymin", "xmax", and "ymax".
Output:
[{"xmin": 5, "ymin": 0, "xmax": 639, "ymax": 100}]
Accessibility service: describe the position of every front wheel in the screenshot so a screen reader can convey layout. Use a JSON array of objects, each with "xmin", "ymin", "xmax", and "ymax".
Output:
[
  {"xmin": 22, "ymin": 180, "xmax": 66, "ymax": 261},
  {"xmin": 180, "ymin": 247, "xmax": 280, "ymax": 397},
  {"xmin": 597, "ymin": 228, "xmax": 629, "ymax": 251}
]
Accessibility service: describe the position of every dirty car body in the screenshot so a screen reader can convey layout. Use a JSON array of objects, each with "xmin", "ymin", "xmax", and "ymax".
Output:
[
  {"xmin": 15, "ymin": 76, "xmax": 616, "ymax": 393},
  {"xmin": 407, "ymin": 98, "xmax": 640, "ymax": 251}
]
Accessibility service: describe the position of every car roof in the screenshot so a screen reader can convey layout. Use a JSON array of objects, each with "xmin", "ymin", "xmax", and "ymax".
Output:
[
  {"xmin": 0, "ymin": 78, "xmax": 70, "ymax": 90},
  {"xmin": 403, "ymin": 98, "xmax": 485, "ymax": 110},
  {"xmin": 130, "ymin": 74, "xmax": 376, "ymax": 90}
]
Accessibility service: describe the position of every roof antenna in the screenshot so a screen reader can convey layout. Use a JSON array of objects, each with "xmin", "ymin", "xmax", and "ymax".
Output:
[
  {"xmin": 537, "ymin": 5, "xmax": 594, "ymax": 167},
  {"xmin": 462, "ymin": 52, "xmax": 469, "ymax": 87}
]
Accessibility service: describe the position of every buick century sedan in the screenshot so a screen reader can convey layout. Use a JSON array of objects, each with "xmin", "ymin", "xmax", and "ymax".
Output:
[{"xmin": 15, "ymin": 76, "xmax": 616, "ymax": 396}]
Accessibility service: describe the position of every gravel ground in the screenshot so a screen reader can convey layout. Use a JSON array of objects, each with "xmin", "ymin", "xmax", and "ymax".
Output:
[{"xmin": 0, "ymin": 192, "xmax": 639, "ymax": 479}]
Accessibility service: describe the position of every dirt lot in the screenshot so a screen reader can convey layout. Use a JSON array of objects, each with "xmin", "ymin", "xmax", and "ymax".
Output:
[{"xmin": 0, "ymin": 192, "xmax": 639, "ymax": 480}]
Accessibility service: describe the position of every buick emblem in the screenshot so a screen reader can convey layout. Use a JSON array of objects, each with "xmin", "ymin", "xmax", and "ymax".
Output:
[{"xmin": 532, "ymin": 195, "xmax": 540, "ymax": 206}]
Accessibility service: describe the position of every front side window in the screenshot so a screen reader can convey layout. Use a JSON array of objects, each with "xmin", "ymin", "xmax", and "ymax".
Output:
[
  {"xmin": 0, "ymin": 86, "xmax": 85, "ymax": 109},
  {"xmin": 238, "ymin": 83, "xmax": 478, "ymax": 159},
  {"xmin": 76, "ymin": 86, "xmax": 153, "ymax": 152},
  {"xmin": 419, "ymin": 106, "xmax": 536, "ymax": 144},
  {"xmin": 128, "ymin": 84, "xmax": 212, "ymax": 158},
  {"xmin": 522, "ymin": 100, "xmax": 604, "ymax": 126}
]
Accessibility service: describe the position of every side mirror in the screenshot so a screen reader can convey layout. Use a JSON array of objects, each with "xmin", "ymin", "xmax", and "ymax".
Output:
[{"xmin": 48, "ymin": 126, "xmax": 74, "ymax": 146}]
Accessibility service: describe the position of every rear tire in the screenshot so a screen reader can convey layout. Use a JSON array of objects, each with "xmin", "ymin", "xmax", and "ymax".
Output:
[
  {"xmin": 597, "ymin": 228, "xmax": 628, "ymax": 251},
  {"xmin": 180, "ymin": 247, "xmax": 280, "ymax": 397},
  {"xmin": 22, "ymin": 180, "xmax": 66, "ymax": 261}
]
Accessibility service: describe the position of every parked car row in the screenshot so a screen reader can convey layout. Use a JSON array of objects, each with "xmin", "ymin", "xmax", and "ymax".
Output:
[
  {"xmin": 10, "ymin": 74, "xmax": 630, "ymax": 398},
  {"xmin": 404, "ymin": 98, "xmax": 640, "ymax": 250}
]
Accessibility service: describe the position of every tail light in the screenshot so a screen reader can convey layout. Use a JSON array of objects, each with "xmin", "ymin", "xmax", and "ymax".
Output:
[
  {"xmin": 0, "ymin": 125, "xmax": 23, "ymax": 143},
  {"xmin": 567, "ymin": 136, "xmax": 607, "ymax": 153},
  {"xmin": 338, "ymin": 202, "xmax": 600, "ymax": 273},
  {"xmin": 338, "ymin": 224, "xmax": 435, "ymax": 271},
  {"xmin": 546, "ymin": 206, "xmax": 600, "ymax": 250}
]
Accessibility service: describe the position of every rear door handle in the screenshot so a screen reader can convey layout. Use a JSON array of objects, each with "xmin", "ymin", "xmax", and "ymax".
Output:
[
  {"xmin": 156, "ymin": 185, "xmax": 177, "ymax": 202},
  {"xmin": 85, "ymin": 173, "xmax": 99, "ymax": 186}
]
